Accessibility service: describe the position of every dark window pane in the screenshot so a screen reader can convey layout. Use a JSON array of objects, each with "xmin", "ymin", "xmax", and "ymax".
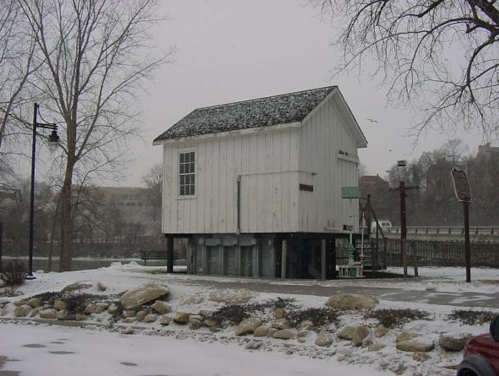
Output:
[
  {"xmin": 180, "ymin": 186, "xmax": 185, "ymax": 196},
  {"xmin": 180, "ymin": 164, "xmax": 185, "ymax": 174},
  {"xmin": 190, "ymin": 152, "xmax": 195, "ymax": 162},
  {"xmin": 180, "ymin": 153, "xmax": 185, "ymax": 163}
]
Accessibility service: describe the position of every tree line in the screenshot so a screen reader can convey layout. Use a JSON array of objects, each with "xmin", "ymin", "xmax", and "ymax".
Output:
[
  {"xmin": 367, "ymin": 140, "xmax": 499, "ymax": 227},
  {"xmin": 0, "ymin": 164, "xmax": 164, "ymax": 269},
  {"xmin": 0, "ymin": 0, "xmax": 170, "ymax": 271}
]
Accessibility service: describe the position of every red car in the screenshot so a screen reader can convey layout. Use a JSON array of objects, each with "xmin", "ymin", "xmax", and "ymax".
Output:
[{"xmin": 457, "ymin": 316, "xmax": 499, "ymax": 376}]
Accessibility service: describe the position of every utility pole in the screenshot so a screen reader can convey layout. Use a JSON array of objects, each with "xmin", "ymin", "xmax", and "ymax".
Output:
[
  {"xmin": 399, "ymin": 180, "xmax": 407, "ymax": 277},
  {"xmin": 451, "ymin": 168, "xmax": 472, "ymax": 283},
  {"xmin": 393, "ymin": 160, "xmax": 418, "ymax": 278}
]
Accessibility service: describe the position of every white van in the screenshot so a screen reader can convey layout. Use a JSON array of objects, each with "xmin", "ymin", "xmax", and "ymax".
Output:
[{"xmin": 371, "ymin": 220, "xmax": 392, "ymax": 233}]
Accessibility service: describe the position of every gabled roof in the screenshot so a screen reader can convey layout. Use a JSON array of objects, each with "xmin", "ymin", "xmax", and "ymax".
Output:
[{"xmin": 154, "ymin": 86, "xmax": 337, "ymax": 142}]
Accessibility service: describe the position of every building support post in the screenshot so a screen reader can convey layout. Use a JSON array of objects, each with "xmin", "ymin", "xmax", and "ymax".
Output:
[
  {"xmin": 321, "ymin": 239, "xmax": 326, "ymax": 280},
  {"xmin": 281, "ymin": 239, "xmax": 287, "ymax": 279},
  {"xmin": 167, "ymin": 236, "xmax": 174, "ymax": 274}
]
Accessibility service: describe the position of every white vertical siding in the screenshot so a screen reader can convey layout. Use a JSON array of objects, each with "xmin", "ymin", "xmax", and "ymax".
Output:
[
  {"xmin": 298, "ymin": 95, "xmax": 360, "ymax": 233},
  {"xmin": 161, "ymin": 128, "xmax": 300, "ymax": 234}
]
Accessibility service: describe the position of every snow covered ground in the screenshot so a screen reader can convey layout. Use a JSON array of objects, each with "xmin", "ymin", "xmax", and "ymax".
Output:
[{"xmin": 0, "ymin": 263, "xmax": 498, "ymax": 376}]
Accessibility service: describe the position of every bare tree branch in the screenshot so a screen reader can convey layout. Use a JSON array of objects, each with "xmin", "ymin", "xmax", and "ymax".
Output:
[{"xmin": 311, "ymin": 0, "xmax": 499, "ymax": 138}]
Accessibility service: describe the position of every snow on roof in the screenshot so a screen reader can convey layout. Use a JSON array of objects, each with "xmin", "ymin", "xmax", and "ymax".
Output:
[{"xmin": 154, "ymin": 86, "xmax": 337, "ymax": 141}]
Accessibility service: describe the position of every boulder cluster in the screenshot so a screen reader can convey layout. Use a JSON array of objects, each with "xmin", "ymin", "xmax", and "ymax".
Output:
[{"xmin": 0, "ymin": 283, "xmax": 474, "ymax": 361}]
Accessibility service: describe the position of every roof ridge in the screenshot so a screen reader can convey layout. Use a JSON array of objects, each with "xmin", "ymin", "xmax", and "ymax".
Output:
[{"xmin": 195, "ymin": 85, "xmax": 337, "ymax": 111}]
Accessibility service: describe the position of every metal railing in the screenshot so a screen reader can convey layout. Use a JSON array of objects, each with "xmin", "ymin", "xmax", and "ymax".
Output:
[{"xmin": 388, "ymin": 226, "xmax": 499, "ymax": 235}]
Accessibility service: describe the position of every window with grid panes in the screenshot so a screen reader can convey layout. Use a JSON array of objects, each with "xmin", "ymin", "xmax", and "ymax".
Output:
[{"xmin": 179, "ymin": 151, "xmax": 195, "ymax": 196}]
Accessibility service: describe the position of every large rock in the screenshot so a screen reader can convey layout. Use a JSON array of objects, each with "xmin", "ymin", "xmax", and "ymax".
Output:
[
  {"xmin": 39, "ymin": 309, "xmax": 57, "ymax": 319},
  {"xmin": 374, "ymin": 325, "xmax": 389, "ymax": 338},
  {"xmin": 273, "ymin": 329, "xmax": 295, "ymax": 340},
  {"xmin": 204, "ymin": 318, "xmax": 220, "ymax": 328},
  {"xmin": 236, "ymin": 318, "xmax": 262, "ymax": 336},
  {"xmin": 14, "ymin": 305, "xmax": 32, "ymax": 318},
  {"xmin": 271, "ymin": 318, "xmax": 290, "ymax": 330},
  {"xmin": 120, "ymin": 282, "xmax": 169, "ymax": 310},
  {"xmin": 337, "ymin": 326, "xmax": 357, "ymax": 340},
  {"xmin": 173, "ymin": 312, "xmax": 191, "ymax": 324},
  {"xmin": 352, "ymin": 326, "xmax": 370, "ymax": 346},
  {"xmin": 151, "ymin": 300, "xmax": 172, "ymax": 315},
  {"xmin": 439, "ymin": 334, "xmax": 473, "ymax": 352},
  {"xmin": 189, "ymin": 315, "xmax": 204, "ymax": 329},
  {"xmin": 54, "ymin": 300, "xmax": 68, "ymax": 310},
  {"xmin": 75, "ymin": 313, "xmax": 87, "ymax": 321},
  {"xmin": 27, "ymin": 298, "xmax": 42, "ymax": 309},
  {"xmin": 254, "ymin": 326, "xmax": 270, "ymax": 337},
  {"xmin": 396, "ymin": 331, "xmax": 420, "ymax": 343},
  {"xmin": 368, "ymin": 343, "xmax": 386, "ymax": 352},
  {"xmin": 158, "ymin": 315, "xmax": 172, "ymax": 326},
  {"xmin": 274, "ymin": 308, "xmax": 287, "ymax": 319},
  {"xmin": 297, "ymin": 320, "xmax": 314, "ymax": 331},
  {"xmin": 56, "ymin": 310, "xmax": 73, "ymax": 321},
  {"xmin": 108, "ymin": 304, "xmax": 121, "ymax": 315},
  {"xmin": 397, "ymin": 340, "xmax": 435, "ymax": 353},
  {"xmin": 144, "ymin": 314, "xmax": 157, "ymax": 323},
  {"xmin": 325, "ymin": 294, "xmax": 379, "ymax": 310},
  {"xmin": 208, "ymin": 289, "xmax": 254, "ymax": 304},
  {"xmin": 315, "ymin": 330, "xmax": 334, "ymax": 347},
  {"xmin": 136, "ymin": 311, "xmax": 147, "ymax": 322}
]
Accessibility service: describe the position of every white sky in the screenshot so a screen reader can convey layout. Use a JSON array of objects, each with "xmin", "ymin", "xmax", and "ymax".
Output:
[{"xmin": 125, "ymin": 0, "xmax": 484, "ymax": 186}]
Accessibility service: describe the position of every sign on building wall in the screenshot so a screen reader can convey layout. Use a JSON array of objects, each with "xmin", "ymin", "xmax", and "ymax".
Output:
[{"xmin": 341, "ymin": 186, "xmax": 359, "ymax": 199}]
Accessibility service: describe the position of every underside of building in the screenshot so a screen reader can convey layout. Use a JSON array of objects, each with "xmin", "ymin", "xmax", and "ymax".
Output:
[{"xmin": 168, "ymin": 233, "xmax": 352, "ymax": 279}]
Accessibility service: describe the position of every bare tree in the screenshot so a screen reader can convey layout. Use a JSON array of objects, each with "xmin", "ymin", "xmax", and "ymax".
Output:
[
  {"xmin": 311, "ymin": 0, "xmax": 499, "ymax": 138},
  {"xmin": 0, "ymin": 0, "xmax": 36, "ymax": 179},
  {"xmin": 19, "ymin": 0, "xmax": 170, "ymax": 271},
  {"xmin": 143, "ymin": 163, "xmax": 162, "ymax": 222}
]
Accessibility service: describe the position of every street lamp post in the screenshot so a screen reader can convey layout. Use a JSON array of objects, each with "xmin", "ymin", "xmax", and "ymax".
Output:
[{"xmin": 28, "ymin": 103, "xmax": 59, "ymax": 278}]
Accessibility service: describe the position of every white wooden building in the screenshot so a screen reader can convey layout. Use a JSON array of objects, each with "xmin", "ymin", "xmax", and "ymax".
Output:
[{"xmin": 154, "ymin": 86, "xmax": 367, "ymax": 278}]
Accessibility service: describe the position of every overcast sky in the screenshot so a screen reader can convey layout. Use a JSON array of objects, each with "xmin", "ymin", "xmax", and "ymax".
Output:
[{"xmin": 127, "ymin": 0, "xmax": 484, "ymax": 186}]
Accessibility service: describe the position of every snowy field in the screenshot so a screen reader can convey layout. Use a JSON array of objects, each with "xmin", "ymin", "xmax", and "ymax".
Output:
[{"xmin": 0, "ymin": 263, "xmax": 498, "ymax": 376}]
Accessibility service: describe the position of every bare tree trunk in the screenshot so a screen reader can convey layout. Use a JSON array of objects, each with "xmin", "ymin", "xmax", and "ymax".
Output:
[{"xmin": 59, "ymin": 173, "xmax": 74, "ymax": 271}]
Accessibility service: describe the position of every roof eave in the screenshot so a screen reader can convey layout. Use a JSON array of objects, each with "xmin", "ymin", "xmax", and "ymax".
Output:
[{"xmin": 152, "ymin": 121, "xmax": 302, "ymax": 145}]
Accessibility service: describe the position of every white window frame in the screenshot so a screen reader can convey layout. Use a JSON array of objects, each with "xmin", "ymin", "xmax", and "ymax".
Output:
[{"xmin": 178, "ymin": 150, "xmax": 196, "ymax": 197}]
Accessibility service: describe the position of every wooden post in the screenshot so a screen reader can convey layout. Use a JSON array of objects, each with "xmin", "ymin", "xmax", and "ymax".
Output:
[
  {"xmin": 326, "ymin": 239, "xmax": 336, "ymax": 279},
  {"xmin": 281, "ymin": 239, "xmax": 287, "ymax": 279},
  {"xmin": 400, "ymin": 181, "xmax": 408, "ymax": 277},
  {"xmin": 167, "ymin": 236, "xmax": 174, "ymax": 274},
  {"xmin": 464, "ymin": 201, "xmax": 471, "ymax": 283},
  {"xmin": 321, "ymin": 239, "xmax": 326, "ymax": 280}
]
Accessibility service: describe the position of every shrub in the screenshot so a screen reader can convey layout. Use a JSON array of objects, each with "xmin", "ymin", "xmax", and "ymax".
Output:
[
  {"xmin": 30, "ymin": 291, "xmax": 113, "ymax": 314},
  {"xmin": 288, "ymin": 307, "xmax": 339, "ymax": 328},
  {"xmin": 448, "ymin": 310, "xmax": 496, "ymax": 326},
  {"xmin": 211, "ymin": 304, "xmax": 249, "ymax": 324},
  {"xmin": 365, "ymin": 309, "xmax": 430, "ymax": 328},
  {"xmin": 64, "ymin": 293, "xmax": 106, "ymax": 314},
  {"xmin": 0, "ymin": 260, "xmax": 28, "ymax": 287}
]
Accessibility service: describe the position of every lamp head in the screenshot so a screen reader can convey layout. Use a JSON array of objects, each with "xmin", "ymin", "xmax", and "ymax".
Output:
[{"xmin": 47, "ymin": 128, "xmax": 59, "ymax": 153}]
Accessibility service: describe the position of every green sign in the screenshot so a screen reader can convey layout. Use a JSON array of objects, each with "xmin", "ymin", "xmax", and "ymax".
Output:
[{"xmin": 342, "ymin": 186, "xmax": 359, "ymax": 199}]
